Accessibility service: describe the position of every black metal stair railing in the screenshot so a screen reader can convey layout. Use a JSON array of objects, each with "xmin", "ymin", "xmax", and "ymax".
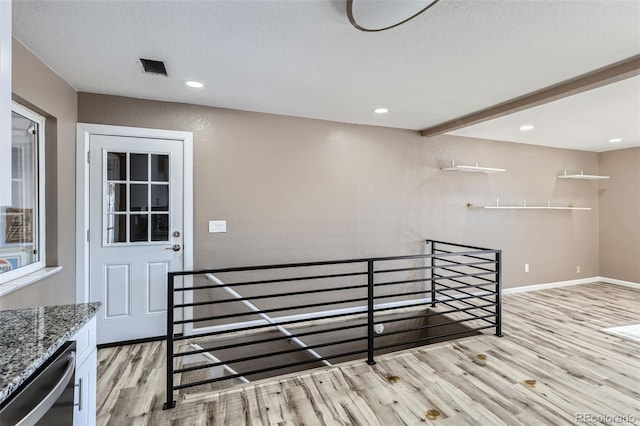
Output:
[{"xmin": 163, "ymin": 239, "xmax": 501, "ymax": 409}]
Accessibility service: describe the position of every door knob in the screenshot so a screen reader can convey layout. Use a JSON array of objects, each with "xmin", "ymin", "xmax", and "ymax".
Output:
[{"xmin": 165, "ymin": 244, "xmax": 181, "ymax": 252}]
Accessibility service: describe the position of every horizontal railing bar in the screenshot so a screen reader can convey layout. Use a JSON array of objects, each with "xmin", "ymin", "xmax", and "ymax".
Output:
[
  {"xmin": 435, "ymin": 298, "xmax": 497, "ymax": 314},
  {"xmin": 435, "ymin": 297, "xmax": 497, "ymax": 325},
  {"xmin": 175, "ymin": 296, "xmax": 370, "ymax": 325},
  {"xmin": 175, "ymin": 334, "xmax": 368, "ymax": 374},
  {"xmin": 173, "ymin": 271, "xmax": 368, "ymax": 292},
  {"xmin": 176, "ymin": 316, "xmax": 498, "ymax": 376},
  {"xmin": 444, "ymin": 307, "xmax": 496, "ymax": 322},
  {"xmin": 429, "ymin": 291, "xmax": 493, "ymax": 305},
  {"xmin": 174, "ymin": 296, "xmax": 495, "ymax": 348},
  {"xmin": 433, "ymin": 248, "xmax": 494, "ymax": 263},
  {"xmin": 174, "ymin": 309, "xmax": 373, "ymax": 341},
  {"xmin": 373, "ymin": 265, "xmax": 433, "ymax": 274},
  {"xmin": 176, "ymin": 322, "xmax": 368, "ymax": 357},
  {"xmin": 426, "ymin": 239, "xmax": 496, "ymax": 252},
  {"xmin": 173, "ymin": 348, "xmax": 370, "ymax": 389},
  {"xmin": 428, "ymin": 269, "xmax": 497, "ymax": 282},
  {"xmin": 435, "ymin": 266, "xmax": 497, "ymax": 284},
  {"xmin": 372, "ymin": 288, "xmax": 437, "ymax": 301},
  {"xmin": 433, "ymin": 275, "xmax": 497, "ymax": 306},
  {"xmin": 432, "ymin": 292, "xmax": 497, "ymax": 319},
  {"xmin": 177, "ymin": 295, "xmax": 459, "ymax": 343},
  {"xmin": 374, "ymin": 324, "xmax": 496, "ymax": 352},
  {"xmin": 178, "ymin": 304, "xmax": 498, "ymax": 361},
  {"xmin": 436, "ymin": 296, "xmax": 496, "ymax": 309},
  {"xmin": 433, "ymin": 259, "xmax": 497, "ymax": 268},
  {"xmin": 375, "ymin": 260, "xmax": 495, "ymax": 276},
  {"xmin": 175, "ymin": 299, "xmax": 430, "ymax": 342},
  {"xmin": 433, "ymin": 273, "xmax": 495, "ymax": 294},
  {"xmin": 373, "ymin": 269, "xmax": 494, "ymax": 290},
  {"xmin": 433, "ymin": 257, "xmax": 497, "ymax": 274},
  {"xmin": 373, "ymin": 314, "xmax": 497, "ymax": 340},
  {"xmin": 168, "ymin": 249, "xmax": 499, "ymax": 279},
  {"xmin": 174, "ymin": 283, "xmax": 368, "ymax": 308},
  {"xmin": 431, "ymin": 280, "xmax": 498, "ymax": 294},
  {"xmin": 374, "ymin": 303, "xmax": 497, "ymax": 326},
  {"xmin": 373, "ymin": 277, "xmax": 432, "ymax": 287},
  {"xmin": 434, "ymin": 291, "xmax": 495, "ymax": 307}
]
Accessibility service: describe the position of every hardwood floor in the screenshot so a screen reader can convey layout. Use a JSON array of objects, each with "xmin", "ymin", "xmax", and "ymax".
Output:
[{"xmin": 97, "ymin": 283, "xmax": 640, "ymax": 425}]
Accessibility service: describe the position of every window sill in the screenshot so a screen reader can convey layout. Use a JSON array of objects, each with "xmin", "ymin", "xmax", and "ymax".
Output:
[{"xmin": 0, "ymin": 266, "xmax": 63, "ymax": 297}]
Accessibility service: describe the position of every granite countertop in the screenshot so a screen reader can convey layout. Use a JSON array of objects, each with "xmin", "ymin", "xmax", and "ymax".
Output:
[{"xmin": 0, "ymin": 302, "xmax": 101, "ymax": 405}]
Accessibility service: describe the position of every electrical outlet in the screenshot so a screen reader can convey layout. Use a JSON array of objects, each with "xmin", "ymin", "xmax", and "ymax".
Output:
[
  {"xmin": 577, "ymin": 266, "xmax": 581, "ymax": 274},
  {"xmin": 524, "ymin": 263, "xmax": 529, "ymax": 273}
]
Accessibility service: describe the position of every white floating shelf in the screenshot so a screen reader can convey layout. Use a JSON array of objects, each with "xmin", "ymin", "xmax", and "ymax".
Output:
[
  {"xmin": 557, "ymin": 170, "xmax": 609, "ymax": 180},
  {"xmin": 471, "ymin": 199, "xmax": 591, "ymax": 211},
  {"xmin": 441, "ymin": 161, "xmax": 505, "ymax": 174},
  {"xmin": 484, "ymin": 206, "xmax": 592, "ymax": 211}
]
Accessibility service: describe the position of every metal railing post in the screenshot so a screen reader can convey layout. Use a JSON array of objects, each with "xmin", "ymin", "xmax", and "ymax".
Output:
[
  {"xmin": 366, "ymin": 260, "xmax": 376, "ymax": 365},
  {"xmin": 495, "ymin": 251, "xmax": 503, "ymax": 337},
  {"xmin": 163, "ymin": 273, "xmax": 176, "ymax": 410},
  {"xmin": 430, "ymin": 241, "xmax": 437, "ymax": 307}
]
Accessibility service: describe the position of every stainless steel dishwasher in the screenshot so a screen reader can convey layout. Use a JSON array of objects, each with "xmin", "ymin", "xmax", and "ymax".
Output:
[{"xmin": 0, "ymin": 341, "xmax": 76, "ymax": 425}]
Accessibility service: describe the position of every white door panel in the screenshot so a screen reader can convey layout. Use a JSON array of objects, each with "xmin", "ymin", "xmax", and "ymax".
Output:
[
  {"xmin": 89, "ymin": 135, "xmax": 184, "ymax": 344},
  {"xmin": 104, "ymin": 263, "xmax": 130, "ymax": 318},
  {"xmin": 147, "ymin": 261, "xmax": 170, "ymax": 314}
]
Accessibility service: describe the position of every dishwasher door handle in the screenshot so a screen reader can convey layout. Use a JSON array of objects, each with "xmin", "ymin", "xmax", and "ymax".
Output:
[{"xmin": 15, "ymin": 352, "xmax": 76, "ymax": 426}]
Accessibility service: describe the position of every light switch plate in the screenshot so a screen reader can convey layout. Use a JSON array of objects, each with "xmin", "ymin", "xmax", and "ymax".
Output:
[{"xmin": 209, "ymin": 220, "xmax": 227, "ymax": 233}]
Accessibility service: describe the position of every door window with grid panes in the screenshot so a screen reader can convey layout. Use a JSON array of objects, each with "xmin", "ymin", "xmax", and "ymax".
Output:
[{"xmin": 104, "ymin": 151, "xmax": 170, "ymax": 245}]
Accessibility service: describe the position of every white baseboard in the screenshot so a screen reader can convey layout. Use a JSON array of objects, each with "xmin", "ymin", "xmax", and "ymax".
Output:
[
  {"xmin": 502, "ymin": 277, "xmax": 599, "ymax": 295},
  {"xmin": 503, "ymin": 276, "xmax": 640, "ymax": 294},
  {"xmin": 598, "ymin": 276, "xmax": 640, "ymax": 290}
]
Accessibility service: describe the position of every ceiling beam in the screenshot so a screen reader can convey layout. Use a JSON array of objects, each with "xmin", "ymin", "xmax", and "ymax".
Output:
[{"xmin": 420, "ymin": 54, "xmax": 640, "ymax": 137}]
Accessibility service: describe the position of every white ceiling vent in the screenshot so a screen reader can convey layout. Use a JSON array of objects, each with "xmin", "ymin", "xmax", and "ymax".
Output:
[{"xmin": 139, "ymin": 58, "xmax": 168, "ymax": 76}]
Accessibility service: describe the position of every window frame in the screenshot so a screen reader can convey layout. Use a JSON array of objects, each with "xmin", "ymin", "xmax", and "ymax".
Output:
[{"xmin": 0, "ymin": 101, "xmax": 47, "ymax": 286}]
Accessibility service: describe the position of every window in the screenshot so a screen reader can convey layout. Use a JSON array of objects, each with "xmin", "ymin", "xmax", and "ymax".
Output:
[
  {"xmin": 0, "ymin": 102, "xmax": 46, "ymax": 285},
  {"xmin": 103, "ymin": 151, "xmax": 170, "ymax": 245}
]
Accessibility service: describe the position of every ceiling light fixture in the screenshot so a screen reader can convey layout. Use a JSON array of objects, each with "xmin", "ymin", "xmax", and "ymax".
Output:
[
  {"xmin": 374, "ymin": 108, "xmax": 389, "ymax": 114},
  {"xmin": 608, "ymin": 138, "xmax": 622, "ymax": 143},
  {"xmin": 519, "ymin": 124, "xmax": 535, "ymax": 131},
  {"xmin": 185, "ymin": 80, "xmax": 204, "ymax": 88},
  {"xmin": 347, "ymin": 0, "xmax": 441, "ymax": 32}
]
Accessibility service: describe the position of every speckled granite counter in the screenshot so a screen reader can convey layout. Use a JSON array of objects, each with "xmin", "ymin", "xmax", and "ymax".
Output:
[{"xmin": 0, "ymin": 302, "xmax": 101, "ymax": 404}]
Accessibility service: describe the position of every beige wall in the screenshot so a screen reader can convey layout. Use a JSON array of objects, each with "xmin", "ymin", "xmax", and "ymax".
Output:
[
  {"xmin": 78, "ymin": 93, "xmax": 600, "ymax": 290},
  {"xmin": 599, "ymin": 147, "xmax": 640, "ymax": 282},
  {"xmin": 0, "ymin": 39, "xmax": 77, "ymax": 309},
  {"xmin": 2, "ymin": 43, "xmax": 617, "ymax": 310}
]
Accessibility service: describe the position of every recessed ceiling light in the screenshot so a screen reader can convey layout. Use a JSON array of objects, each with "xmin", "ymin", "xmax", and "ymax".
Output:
[
  {"xmin": 519, "ymin": 124, "xmax": 534, "ymax": 131},
  {"xmin": 185, "ymin": 80, "xmax": 204, "ymax": 88},
  {"xmin": 374, "ymin": 108, "xmax": 388, "ymax": 114},
  {"xmin": 608, "ymin": 138, "xmax": 622, "ymax": 143}
]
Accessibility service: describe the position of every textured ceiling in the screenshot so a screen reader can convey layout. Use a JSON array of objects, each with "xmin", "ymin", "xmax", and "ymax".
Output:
[
  {"xmin": 11, "ymin": 0, "xmax": 640, "ymax": 151},
  {"xmin": 449, "ymin": 76, "xmax": 640, "ymax": 152}
]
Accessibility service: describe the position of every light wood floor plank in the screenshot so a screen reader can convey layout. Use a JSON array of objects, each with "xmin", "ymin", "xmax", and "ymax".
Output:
[{"xmin": 97, "ymin": 282, "xmax": 640, "ymax": 425}]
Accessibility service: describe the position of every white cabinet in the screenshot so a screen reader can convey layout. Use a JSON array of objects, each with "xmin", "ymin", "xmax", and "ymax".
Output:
[
  {"xmin": 72, "ymin": 317, "xmax": 97, "ymax": 426},
  {"xmin": 74, "ymin": 350, "xmax": 96, "ymax": 426}
]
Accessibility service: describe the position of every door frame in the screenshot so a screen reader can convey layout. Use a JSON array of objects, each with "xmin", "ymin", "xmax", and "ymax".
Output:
[{"xmin": 75, "ymin": 123, "xmax": 193, "ymax": 306}]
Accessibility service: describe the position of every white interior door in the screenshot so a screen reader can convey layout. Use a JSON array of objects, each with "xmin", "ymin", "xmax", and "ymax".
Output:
[{"xmin": 89, "ymin": 135, "xmax": 184, "ymax": 344}]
